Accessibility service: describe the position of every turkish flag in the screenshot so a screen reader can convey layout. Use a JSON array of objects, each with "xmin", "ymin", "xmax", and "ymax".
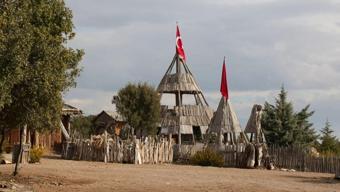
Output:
[
  {"xmin": 176, "ymin": 25, "xmax": 186, "ymax": 62},
  {"xmin": 220, "ymin": 58, "xmax": 229, "ymax": 99}
]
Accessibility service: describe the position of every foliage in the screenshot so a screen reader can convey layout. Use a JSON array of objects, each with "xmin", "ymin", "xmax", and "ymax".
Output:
[
  {"xmin": 0, "ymin": 1, "xmax": 32, "ymax": 109},
  {"xmin": 318, "ymin": 120, "xmax": 339, "ymax": 156},
  {"xmin": 294, "ymin": 105, "xmax": 319, "ymax": 146},
  {"xmin": 262, "ymin": 86, "xmax": 318, "ymax": 147},
  {"xmin": 29, "ymin": 147, "xmax": 44, "ymax": 163},
  {"xmin": 116, "ymin": 83, "xmax": 160, "ymax": 137},
  {"xmin": 0, "ymin": 0, "xmax": 84, "ymax": 131},
  {"xmin": 202, "ymin": 132, "xmax": 218, "ymax": 145},
  {"xmin": 189, "ymin": 148, "xmax": 224, "ymax": 167},
  {"xmin": 71, "ymin": 115, "xmax": 95, "ymax": 138}
]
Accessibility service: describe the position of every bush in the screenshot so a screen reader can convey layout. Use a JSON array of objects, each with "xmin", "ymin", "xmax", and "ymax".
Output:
[
  {"xmin": 189, "ymin": 148, "xmax": 224, "ymax": 167},
  {"xmin": 30, "ymin": 147, "xmax": 44, "ymax": 163}
]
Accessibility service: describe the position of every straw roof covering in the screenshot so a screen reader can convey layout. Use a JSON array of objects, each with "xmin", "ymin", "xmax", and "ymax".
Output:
[
  {"xmin": 158, "ymin": 73, "xmax": 202, "ymax": 93},
  {"xmin": 244, "ymin": 104, "xmax": 262, "ymax": 133},
  {"xmin": 208, "ymin": 97, "xmax": 242, "ymax": 134}
]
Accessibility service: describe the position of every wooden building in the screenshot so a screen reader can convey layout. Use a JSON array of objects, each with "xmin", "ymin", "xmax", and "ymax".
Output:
[
  {"xmin": 93, "ymin": 110, "xmax": 126, "ymax": 136},
  {"xmin": 4, "ymin": 104, "xmax": 82, "ymax": 152}
]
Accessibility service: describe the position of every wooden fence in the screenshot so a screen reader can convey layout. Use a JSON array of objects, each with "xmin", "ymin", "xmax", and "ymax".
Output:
[
  {"xmin": 222, "ymin": 145, "xmax": 247, "ymax": 167},
  {"xmin": 173, "ymin": 143, "xmax": 247, "ymax": 167},
  {"xmin": 62, "ymin": 136, "xmax": 173, "ymax": 164},
  {"xmin": 269, "ymin": 145, "xmax": 340, "ymax": 174},
  {"xmin": 62, "ymin": 138, "xmax": 340, "ymax": 174}
]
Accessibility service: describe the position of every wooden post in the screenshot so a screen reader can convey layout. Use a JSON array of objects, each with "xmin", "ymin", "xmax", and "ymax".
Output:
[
  {"xmin": 35, "ymin": 131, "xmax": 39, "ymax": 147},
  {"xmin": 22, "ymin": 126, "xmax": 27, "ymax": 144},
  {"xmin": 336, "ymin": 160, "xmax": 340, "ymax": 179},
  {"xmin": 104, "ymin": 130, "xmax": 108, "ymax": 163}
]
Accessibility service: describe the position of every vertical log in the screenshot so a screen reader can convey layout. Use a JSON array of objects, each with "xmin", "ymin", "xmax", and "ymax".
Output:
[
  {"xmin": 104, "ymin": 131, "xmax": 109, "ymax": 163},
  {"xmin": 336, "ymin": 157, "xmax": 340, "ymax": 179}
]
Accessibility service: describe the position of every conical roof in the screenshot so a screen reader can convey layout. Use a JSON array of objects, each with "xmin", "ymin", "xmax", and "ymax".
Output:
[
  {"xmin": 209, "ymin": 97, "xmax": 242, "ymax": 134},
  {"xmin": 244, "ymin": 104, "xmax": 262, "ymax": 133}
]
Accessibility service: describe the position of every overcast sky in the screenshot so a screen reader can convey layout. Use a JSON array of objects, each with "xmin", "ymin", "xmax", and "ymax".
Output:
[{"xmin": 64, "ymin": 0, "xmax": 340, "ymax": 136}]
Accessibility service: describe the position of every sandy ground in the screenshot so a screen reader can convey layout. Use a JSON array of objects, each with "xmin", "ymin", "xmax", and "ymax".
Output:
[{"xmin": 1, "ymin": 156, "xmax": 340, "ymax": 192}]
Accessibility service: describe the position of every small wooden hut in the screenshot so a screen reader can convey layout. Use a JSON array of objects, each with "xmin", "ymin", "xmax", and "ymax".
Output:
[{"xmin": 93, "ymin": 110, "xmax": 126, "ymax": 136}]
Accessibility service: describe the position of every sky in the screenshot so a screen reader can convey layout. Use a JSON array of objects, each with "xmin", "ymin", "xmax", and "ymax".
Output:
[{"xmin": 64, "ymin": 0, "xmax": 340, "ymax": 137}]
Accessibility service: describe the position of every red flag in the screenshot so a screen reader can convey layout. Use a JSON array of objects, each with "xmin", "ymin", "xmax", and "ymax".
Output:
[
  {"xmin": 176, "ymin": 25, "xmax": 186, "ymax": 62},
  {"xmin": 220, "ymin": 58, "xmax": 229, "ymax": 99}
]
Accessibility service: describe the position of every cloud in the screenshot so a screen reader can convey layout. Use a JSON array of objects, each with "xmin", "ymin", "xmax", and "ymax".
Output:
[
  {"xmin": 64, "ymin": 0, "xmax": 340, "ymax": 136},
  {"xmin": 64, "ymin": 88, "xmax": 116, "ymax": 115}
]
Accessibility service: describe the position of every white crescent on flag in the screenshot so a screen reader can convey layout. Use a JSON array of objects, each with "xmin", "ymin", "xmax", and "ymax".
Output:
[{"xmin": 176, "ymin": 25, "xmax": 186, "ymax": 62}]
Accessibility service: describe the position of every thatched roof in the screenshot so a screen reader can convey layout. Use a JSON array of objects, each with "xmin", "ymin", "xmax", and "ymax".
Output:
[
  {"xmin": 208, "ymin": 97, "xmax": 242, "ymax": 134},
  {"xmin": 244, "ymin": 104, "xmax": 262, "ymax": 133},
  {"xmin": 158, "ymin": 73, "xmax": 202, "ymax": 93}
]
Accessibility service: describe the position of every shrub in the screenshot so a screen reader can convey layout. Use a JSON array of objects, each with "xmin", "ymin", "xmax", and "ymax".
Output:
[
  {"xmin": 189, "ymin": 148, "xmax": 224, "ymax": 167},
  {"xmin": 30, "ymin": 147, "xmax": 44, "ymax": 163}
]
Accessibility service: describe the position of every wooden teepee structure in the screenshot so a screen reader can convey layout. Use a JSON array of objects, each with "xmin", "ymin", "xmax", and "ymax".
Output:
[
  {"xmin": 208, "ymin": 58, "xmax": 248, "ymax": 147},
  {"xmin": 244, "ymin": 104, "xmax": 267, "ymax": 144},
  {"xmin": 157, "ymin": 25, "xmax": 213, "ymax": 145}
]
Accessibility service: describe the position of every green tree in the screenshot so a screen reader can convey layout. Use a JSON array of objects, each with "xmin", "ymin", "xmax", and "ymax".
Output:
[
  {"xmin": 0, "ymin": 0, "xmax": 83, "ymax": 175},
  {"xmin": 262, "ymin": 86, "xmax": 318, "ymax": 147},
  {"xmin": 0, "ymin": 1, "xmax": 31, "ymax": 109},
  {"xmin": 294, "ymin": 105, "xmax": 318, "ymax": 146},
  {"xmin": 115, "ymin": 83, "xmax": 160, "ymax": 138},
  {"xmin": 71, "ymin": 115, "xmax": 95, "ymax": 138},
  {"xmin": 319, "ymin": 120, "xmax": 339, "ymax": 156}
]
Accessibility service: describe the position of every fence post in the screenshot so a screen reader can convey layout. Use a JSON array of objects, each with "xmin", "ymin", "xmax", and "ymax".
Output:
[{"xmin": 104, "ymin": 130, "xmax": 109, "ymax": 163}]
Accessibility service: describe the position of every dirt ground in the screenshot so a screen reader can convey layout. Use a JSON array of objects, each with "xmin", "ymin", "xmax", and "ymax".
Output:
[{"xmin": 1, "ymin": 156, "xmax": 340, "ymax": 192}]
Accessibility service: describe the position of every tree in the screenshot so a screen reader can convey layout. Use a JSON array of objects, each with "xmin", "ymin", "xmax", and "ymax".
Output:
[
  {"xmin": 262, "ymin": 86, "xmax": 318, "ymax": 147},
  {"xmin": 71, "ymin": 115, "xmax": 95, "ymax": 138},
  {"xmin": 319, "ymin": 120, "xmax": 339, "ymax": 156},
  {"xmin": 0, "ymin": 1, "xmax": 31, "ymax": 109},
  {"xmin": 115, "ymin": 83, "xmax": 160, "ymax": 138},
  {"xmin": 0, "ymin": 1, "xmax": 32, "ymax": 153},
  {"xmin": 0, "ymin": 0, "xmax": 83, "ymax": 175},
  {"xmin": 294, "ymin": 105, "xmax": 318, "ymax": 146}
]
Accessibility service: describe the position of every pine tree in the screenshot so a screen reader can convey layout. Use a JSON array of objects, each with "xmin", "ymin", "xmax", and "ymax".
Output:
[
  {"xmin": 319, "ymin": 120, "xmax": 339, "ymax": 155},
  {"xmin": 274, "ymin": 87, "xmax": 297, "ymax": 146},
  {"xmin": 294, "ymin": 105, "xmax": 318, "ymax": 146},
  {"xmin": 262, "ymin": 102, "xmax": 282, "ymax": 146},
  {"xmin": 262, "ymin": 86, "xmax": 318, "ymax": 147}
]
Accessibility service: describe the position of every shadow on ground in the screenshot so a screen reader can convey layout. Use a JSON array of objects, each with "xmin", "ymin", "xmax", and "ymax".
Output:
[
  {"xmin": 42, "ymin": 154, "xmax": 62, "ymax": 160},
  {"xmin": 282, "ymin": 175, "xmax": 340, "ymax": 185}
]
